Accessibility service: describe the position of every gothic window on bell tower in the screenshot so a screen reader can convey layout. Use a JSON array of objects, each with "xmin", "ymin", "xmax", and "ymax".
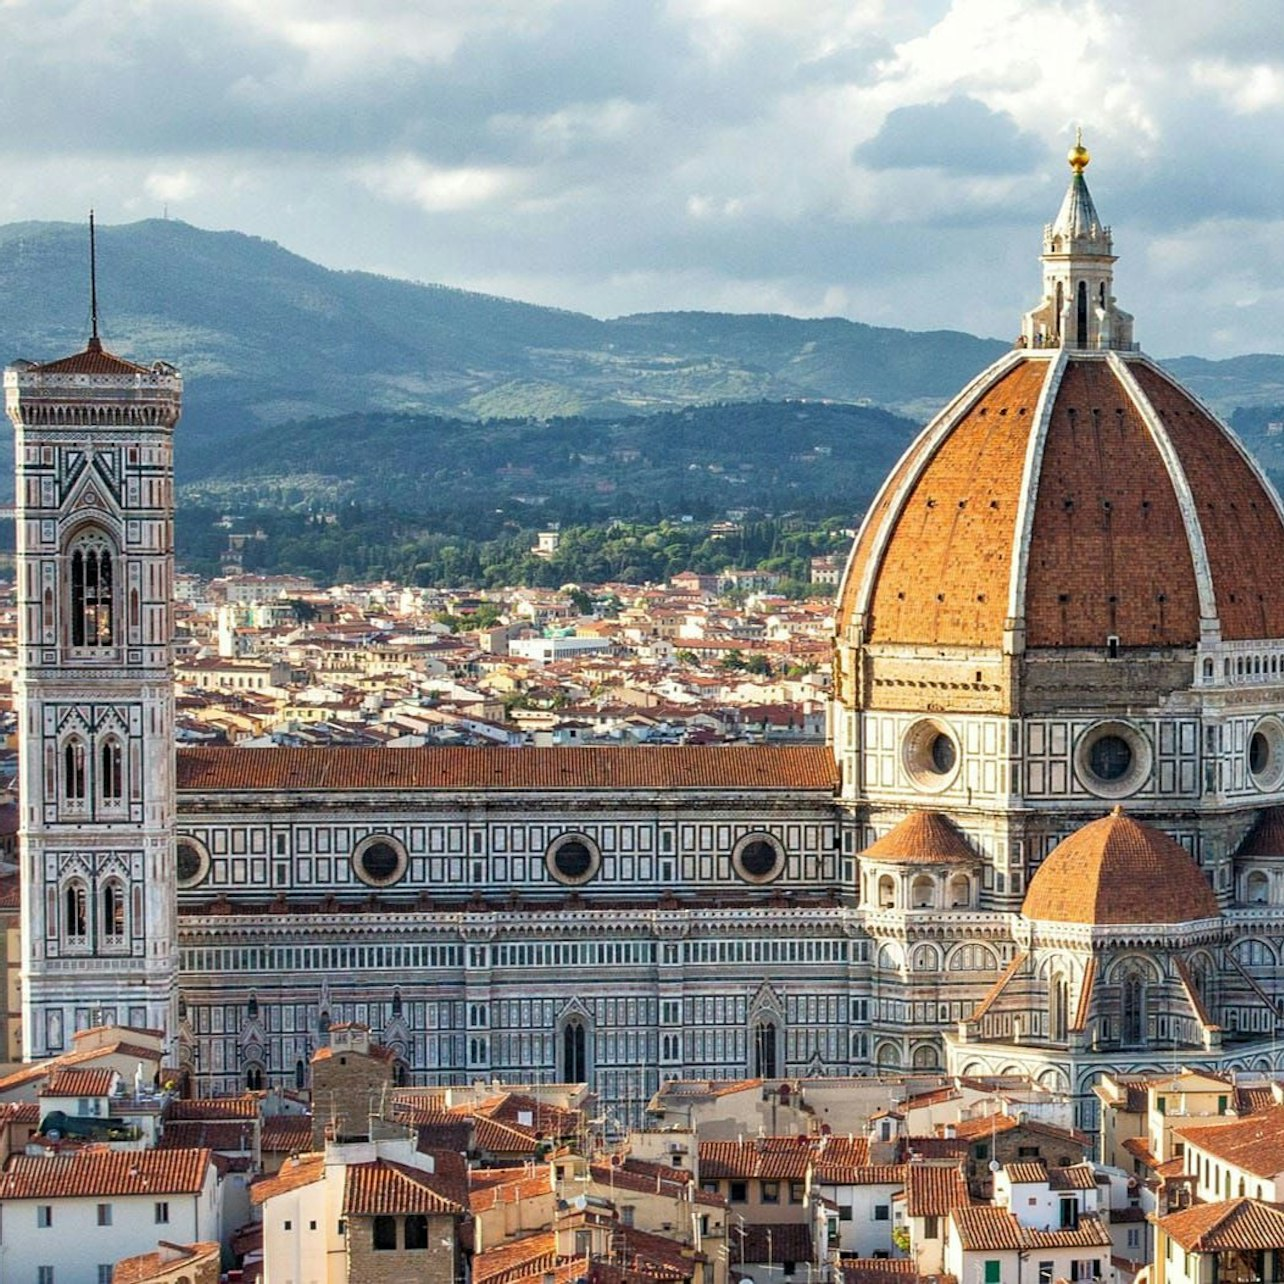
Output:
[
  {"xmin": 99, "ymin": 738, "xmax": 124, "ymax": 810},
  {"xmin": 68, "ymin": 530, "xmax": 116, "ymax": 651},
  {"xmin": 63, "ymin": 880, "xmax": 89, "ymax": 947},
  {"xmin": 63, "ymin": 739, "xmax": 87, "ymax": 809},
  {"xmin": 101, "ymin": 880, "xmax": 127, "ymax": 949}
]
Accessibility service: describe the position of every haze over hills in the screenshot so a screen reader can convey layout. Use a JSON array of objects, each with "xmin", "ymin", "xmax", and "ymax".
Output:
[{"xmin": 5, "ymin": 217, "xmax": 1284, "ymax": 530}]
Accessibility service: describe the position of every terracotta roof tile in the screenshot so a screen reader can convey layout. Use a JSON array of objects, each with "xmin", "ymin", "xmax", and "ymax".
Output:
[
  {"xmin": 732, "ymin": 1222, "xmax": 814, "ymax": 1264},
  {"xmin": 699, "ymin": 1138, "xmax": 812, "ymax": 1180},
  {"xmin": 3, "ymin": 1147, "xmax": 211, "ymax": 1198},
  {"xmin": 904, "ymin": 1163, "xmax": 970, "ymax": 1216},
  {"xmin": 1022, "ymin": 809, "xmax": 1219, "ymax": 925},
  {"xmin": 261, "ymin": 1116, "xmax": 313, "ymax": 1152},
  {"xmin": 30, "ymin": 341, "xmax": 151, "ymax": 377},
  {"xmin": 343, "ymin": 1156, "xmax": 468, "ymax": 1216},
  {"xmin": 475, "ymin": 1230, "xmax": 558, "ymax": 1284},
  {"xmin": 1176, "ymin": 1105, "xmax": 1284, "ymax": 1177},
  {"xmin": 1156, "ymin": 1198, "xmax": 1284, "ymax": 1251},
  {"xmin": 112, "ymin": 1241, "xmax": 220, "ymax": 1284},
  {"xmin": 1131, "ymin": 361, "xmax": 1284, "ymax": 640},
  {"xmin": 859, "ymin": 358, "xmax": 1049, "ymax": 647},
  {"xmin": 159, "ymin": 1120, "xmax": 256, "ymax": 1151},
  {"xmin": 177, "ymin": 745, "xmax": 838, "ymax": 793},
  {"xmin": 954, "ymin": 1206, "xmax": 1110, "ymax": 1252},
  {"xmin": 250, "ymin": 1153, "xmax": 325, "ymax": 1204},
  {"xmin": 40, "ymin": 1068, "xmax": 116, "ymax": 1098},
  {"xmin": 861, "ymin": 812, "xmax": 977, "ymax": 865},
  {"xmin": 1236, "ymin": 808, "xmax": 1284, "ymax": 859},
  {"xmin": 166, "ymin": 1096, "xmax": 259, "ymax": 1121},
  {"xmin": 814, "ymin": 1136, "xmax": 873, "ymax": 1182}
]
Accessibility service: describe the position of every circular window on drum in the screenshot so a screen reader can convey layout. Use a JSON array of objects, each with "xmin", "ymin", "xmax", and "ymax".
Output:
[
  {"xmin": 1074, "ymin": 721, "xmax": 1152, "ymax": 799},
  {"xmin": 902, "ymin": 719, "xmax": 961, "ymax": 793},
  {"xmin": 731, "ymin": 832, "xmax": 786, "ymax": 884},
  {"xmin": 352, "ymin": 834, "xmax": 408, "ymax": 888},
  {"xmin": 1248, "ymin": 716, "xmax": 1284, "ymax": 792},
  {"xmin": 546, "ymin": 833, "xmax": 601, "ymax": 886},
  {"xmin": 175, "ymin": 836, "xmax": 210, "ymax": 889}
]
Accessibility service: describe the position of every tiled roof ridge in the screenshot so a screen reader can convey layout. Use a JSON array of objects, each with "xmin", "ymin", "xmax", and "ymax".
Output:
[
  {"xmin": 175, "ymin": 744, "xmax": 840, "ymax": 793},
  {"xmin": 966, "ymin": 952, "xmax": 1028, "ymax": 1023},
  {"xmin": 1069, "ymin": 958, "xmax": 1096, "ymax": 1033},
  {"xmin": 3, "ymin": 1146, "xmax": 212, "ymax": 1198}
]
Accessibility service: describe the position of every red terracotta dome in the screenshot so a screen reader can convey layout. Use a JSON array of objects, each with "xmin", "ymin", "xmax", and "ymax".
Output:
[
  {"xmin": 1021, "ymin": 807, "xmax": 1220, "ymax": 925},
  {"xmin": 838, "ymin": 351, "xmax": 1284, "ymax": 649},
  {"xmin": 837, "ymin": 147, "xmax": 1284, "ymax": 653}
]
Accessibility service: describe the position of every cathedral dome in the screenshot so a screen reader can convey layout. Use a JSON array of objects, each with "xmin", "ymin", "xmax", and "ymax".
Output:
[
  {"xmin": 1021, "ymin": 807, "xmax": 1220, "ymax": 925},
  {"xmin": 837, "ymin": 152, "xmax": 1284, "ymax": 654}
]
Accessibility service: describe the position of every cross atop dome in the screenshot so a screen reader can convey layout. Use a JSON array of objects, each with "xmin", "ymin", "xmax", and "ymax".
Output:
[{"xmin": 1020, "ymin": 131, "xmax": 1135, "ymax": 352}]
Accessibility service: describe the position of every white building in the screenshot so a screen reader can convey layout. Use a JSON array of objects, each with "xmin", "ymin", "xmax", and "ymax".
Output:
[{"xmin": 0, "ymin": 1147, "xmax": 221, "ymax": 1284}]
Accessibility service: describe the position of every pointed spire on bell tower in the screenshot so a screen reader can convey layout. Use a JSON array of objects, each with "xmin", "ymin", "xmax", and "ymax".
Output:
[
  {"xmin": 1020, "ymin": 130, "xmax": 1135, "ymax": 352},
  {"xmin": 87, "ymin": 209, "xmax": 102, "ymax": 354}
]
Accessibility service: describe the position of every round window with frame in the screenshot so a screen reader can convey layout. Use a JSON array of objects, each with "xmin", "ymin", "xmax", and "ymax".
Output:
[
  {"xmin": 545, "ymin": 833, "xmax": 601, "ymax": 886},
  {"xmin": 352, "ymin": 835, "xmax": 408, "ymax": 888},
  {"xmin": 175, "ymin": 836, "xmax": 211, "ymax": 889},
  {"xmin": 1248, "ymin": 716, "xmax": 1284, "ymax": 793},
  {"xmin": 731, "ymin": 832, "xmax": 786, "ymax": 885},
  {"xmin": 1073, "ymin": 721, "xmax": 1153, "ymax": 799},
  {"xmin": 902, "ymin": 718, "xmax": 962, "ymax": 793}
]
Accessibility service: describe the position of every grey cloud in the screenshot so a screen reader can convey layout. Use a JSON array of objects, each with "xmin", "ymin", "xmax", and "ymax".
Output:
[{"xmin": 854, "ymin": 96, "xmax": 1043, "ymax": 175}]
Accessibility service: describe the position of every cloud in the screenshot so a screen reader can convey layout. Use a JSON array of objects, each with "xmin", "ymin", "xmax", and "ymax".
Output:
[
  {"xmin": 0, "ymin": 0, "xmax": 1283, "ymax": 357},
  {"xmin": 855, "ymin": 95, "xmax": 1042, "ymax": 174}
]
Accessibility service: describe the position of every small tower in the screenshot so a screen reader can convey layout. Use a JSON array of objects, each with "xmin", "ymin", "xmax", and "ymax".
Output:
[
  {"xmin": 1021, "ymin": 131, "xmax": 1135, "ymax": 351},
  {"xmin": 4, "ymin": 224, "xmax": 182, "ymax": 1057}
]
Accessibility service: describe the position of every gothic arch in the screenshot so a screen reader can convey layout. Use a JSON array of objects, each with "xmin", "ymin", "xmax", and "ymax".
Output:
[
  {"xmin": 64, "ymin": 525, "xmax": 118, "ymax": 650},
  {"xmin": 100, "ymin": 877, "xmax": 127, "ymax": 948}
]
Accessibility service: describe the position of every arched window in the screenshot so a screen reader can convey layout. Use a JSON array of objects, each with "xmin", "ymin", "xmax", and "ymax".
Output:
[
  {"xmin": 911, "ymin": 874, "xmax": 935, "ymax": 909},
  {"xmin": 247, "ymin": 993, "xmax": 259, "ymax": 1019},
  {"xmin": 63, "ymin": 739, "xmax": 87, "ymax": 804},
  {"xmin": 948, "ymin": 873, "xmax": 971, "ymax": 908},
  {"xmin": 100, "ymin": 738, "xmax": 124, "ymax": 806},
  {"xmin": 64, "ymin": 881, "xmax": 88, "ymax": 942},
  {"xmin": 319, "ymin": 1010, "xmax": 330, "ymax": 1035},
  {"xmin": 562, "ymin": 1019, "xmax": 588, "ymax": 1083},
  {"xmin": 1246, "ymin": 871, "xmax": 1270, "ymax": 905},
  {"xmin": 753, "ymin": 1020, "xmax": 779, "ymax": 1078},
  {"xmin": 877, "ymin": 875, "xmax": 895, "ymax": 909},
  {"xmin": 1121, "ymin": 973, "xmax": 1145, "ymax": 1046},
  {"xmin": 101, "ymin": 881, "xmax": 126, "ymax": 945},
  {"xmin": 391, "ymin": 990, "xmax": 403, "ymax": 1019},
  {"xmin": 246, "ymin": 1064, "xmax": 263, "ymax": 1091},
  {"xmin": 1076, "ymin": 280, "xmax": 1089, "ymax": 346},
  {"xmin": 1055, "ymin": 280, "xmax": 1064, "ymax": 338},
  {"xmin": 69, "ymin": 533, "xmax": 115, "ymax": 648},
  {"xmin": 1050, "ymin": 974, "xmax": 1069, "ymax": 1042},
  {"xmin": 294, "ymin": 1059, "xmax": 306, "ymax": 1091}
]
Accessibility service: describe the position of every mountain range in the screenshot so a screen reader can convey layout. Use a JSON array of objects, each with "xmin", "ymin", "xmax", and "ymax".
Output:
[{"xmin": 3, "ymin": 218, "xmax": 1284, "ymax": 518}]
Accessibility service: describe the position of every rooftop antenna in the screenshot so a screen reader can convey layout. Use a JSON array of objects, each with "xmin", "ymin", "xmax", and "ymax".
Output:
[{"xmin": 88, "ymin": 209, "xmax": 101, "ymax": 352}]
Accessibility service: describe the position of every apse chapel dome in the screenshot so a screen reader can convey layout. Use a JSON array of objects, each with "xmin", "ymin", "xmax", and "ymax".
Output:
[{"xmin": 1021, "ymin": 807, "xmax": 1221, "ymax": 926}]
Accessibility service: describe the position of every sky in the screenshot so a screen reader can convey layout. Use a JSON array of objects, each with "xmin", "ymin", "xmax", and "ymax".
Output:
[{"xmin": 3, "ymin": 0, "xmax": 1284, "ymax": 357}]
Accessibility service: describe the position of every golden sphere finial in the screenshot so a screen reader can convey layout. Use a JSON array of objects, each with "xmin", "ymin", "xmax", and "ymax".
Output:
[{"xmin": 1068, "ymin": 125, "xmax": 1090, "ymax": 174}]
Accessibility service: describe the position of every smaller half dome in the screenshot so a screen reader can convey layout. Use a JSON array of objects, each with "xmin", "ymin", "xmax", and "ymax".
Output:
[
  {"xmin": 861, "ymin": 811, "xmax": 977, "ymax": 865},
  {"xmin": 1022, "ymin": 807, "xmax": 1220, "ymax": 925}
]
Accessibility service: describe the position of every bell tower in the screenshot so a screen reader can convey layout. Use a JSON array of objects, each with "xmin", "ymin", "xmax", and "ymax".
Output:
[{"xmin": 5, "ymin": 228, "xmax": 182, "ymax": 1057}]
